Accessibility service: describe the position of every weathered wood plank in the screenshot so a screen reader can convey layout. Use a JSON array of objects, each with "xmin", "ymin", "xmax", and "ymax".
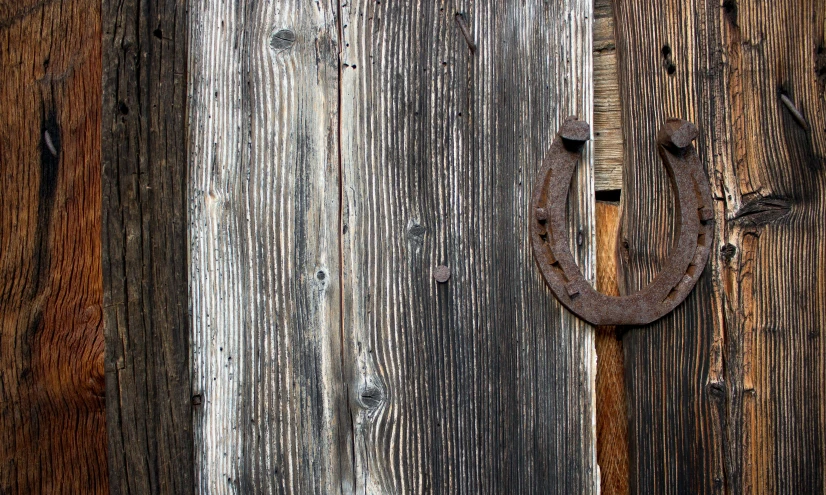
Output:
[
  {"xmin": 187, "ymin": 2, "xmax": 345, "ymax": 493},
  {"xmin": 339, "ymin": 1, "xmax": 598, "ymax": 492},
  {"xmin": 593, "ymin": 0, "xmax": 624, "ymax": 192},
  {"xmin": 102, "ymin": 0, "xmax": 193, "ymax": 492},
  {"xmin": 614, "ymin": 0, "xmax": 826, "ymax": 491},
  {"xmin": 1, "ymin": 1, "xmax": 106, "ymax": 492}
]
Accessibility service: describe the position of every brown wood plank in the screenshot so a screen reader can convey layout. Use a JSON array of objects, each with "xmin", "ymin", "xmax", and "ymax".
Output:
[
  {"xmin": 0, "ymin": 1, "xmax": 107, "ymax": 492},
  {"xmin": 339, "ymin": 1, "xmax": 598, "ymax": 492},
  {"xmin": 101, "ymin": 0, "xmax": 193, "ymax": 492},
  {"xmin": 595, "ymin": 201, "xmax": 629, "ymax": 495},
  {"xmin": 614, "ymin": 0, "xmax": 826, "ymax": 491}
]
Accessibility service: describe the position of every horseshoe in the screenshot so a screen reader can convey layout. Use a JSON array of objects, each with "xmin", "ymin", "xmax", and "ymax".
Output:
[{"xmin": 530, "ymin": 117, "xmax": 714, "ymax": 326}]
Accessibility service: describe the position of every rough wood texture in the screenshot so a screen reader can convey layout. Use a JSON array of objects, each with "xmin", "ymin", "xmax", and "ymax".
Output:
[
  {"xmin": 593, "ymin": 0, "xmax": 623, "ymax": 192},
  {"xmin": 614, "ymin": 0, "xmax": 826, "ymax": 491},
  {"xmin": 0, "ymin": 1, "xmax": 106, "ymax": 492},
  {"xmin": 339, "ymin": 1, "xmax": 597, "ymax": 492},
  {"xmin": 595, "ymin": 201, "xmax": 629, "ymax": 495},
  {"xmin": 102, "ymin": 0, "xmax": 193, "ymax": 492},
  {"xmin": 188, "ymin": 2, "xmax": 345, "ymax": 493}
]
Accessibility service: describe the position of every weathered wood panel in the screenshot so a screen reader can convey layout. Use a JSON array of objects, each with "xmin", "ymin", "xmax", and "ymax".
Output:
[
  {"xmin": 102, "ymin": 0, "xmax": 193, "ymax": 492},
  {"xmin": 187, "ymin": 2, "xmax": 345, "ymax": 493},
  {"xmin": 614, "ymin": 0, "xmax": 826, "ymax": 491},
  {"xmin": 593, "ymin": 0, "xmax": 624, "ymax": 192},
  {"xmin": 0, "ymin": 1, "xmax": 107, "ymax": 492},
  {"xmin": 339, "ymin": 1, "xmax": 598, "ymax": 492}
]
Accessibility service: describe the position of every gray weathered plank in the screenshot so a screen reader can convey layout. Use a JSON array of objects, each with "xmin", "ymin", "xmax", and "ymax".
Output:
[
  {"xmin": 593, "ymin": 0, "xmax": 624, "ymax": 192},
  {"xmin": 102, "ymin": 0, "xmax": 194, "ymax": 492},
  {"xmin": 187, "ymin": 1, "xmax": 346, "ymax": 493},
  {"xmin": 339, "ymin": 1, "xmax": 598, "ymax": 492}
]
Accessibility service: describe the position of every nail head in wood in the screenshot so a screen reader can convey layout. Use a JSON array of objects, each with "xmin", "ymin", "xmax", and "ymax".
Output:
[
  {"xmin": 559, "ymin": 116, "xmax": 591, "ymax": 144},
  {"xmin": 433, "ymin": 265, "xmax": 451, "ymax": 283}
]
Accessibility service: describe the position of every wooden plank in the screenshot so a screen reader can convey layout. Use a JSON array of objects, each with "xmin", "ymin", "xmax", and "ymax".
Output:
[
  {"xmin": 593, "ymin": 0, "xmax": 624, "ymax": 192},
  {"xmin": 339, "ymin": 1, "xmax": 598, "ymax": 492},
  {"xmin": 614, "ymin": 0, "xmax": 826, "ymax": 491},
  {"xmin": 102, "ymin": 0, "xmax": 193, "ymax": 492},
  {"xmin": 187, "ymin": 2, "xmax": 345, "ymax": 493},
  {"xmin": 1, "ymin": 1, "xmax": 107, "ymax": 492},
  {"xmin": 595, "ymin": 201, "xmax": 629, "ymax": 495}
]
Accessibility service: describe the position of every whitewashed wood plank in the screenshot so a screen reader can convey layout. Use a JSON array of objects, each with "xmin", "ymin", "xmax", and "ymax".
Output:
[{"xmin": 188, "ymin": 2, "xmax": 345, "ymax": 493}]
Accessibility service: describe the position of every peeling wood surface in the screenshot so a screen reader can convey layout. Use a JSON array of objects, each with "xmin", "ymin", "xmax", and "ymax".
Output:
[
  {"xmin": 614, "ymin": 0, "xmax": 826, "ymax": 491},
  {"xmin": 102, "ymin": 0, "xmax": 193, "ymax": 493},
  {"xmin": 188, "ymin": 2, "xmax": 345, "ymax": 493},
  {"xmin": 0, "ymin": 1, "xmax": 107, "ymax": 492},
  {"xmin": 339, "ymin": 1, "xmax": 597, "ymax": 492}
]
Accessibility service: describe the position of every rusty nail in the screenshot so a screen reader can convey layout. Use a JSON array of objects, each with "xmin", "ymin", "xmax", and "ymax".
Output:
[
  {"xmin": 433, "ymin": 265, "xmax": 451, "ymax": 283},
  {"xmin": 779, "ymin": 93, "xmax": 810, "ymax": 131},
  {"xmin": 454, "ymin": 13, "xmax": 476, "ymax": 53},
  {"xmin": 658, "ymin": 118, "xmax": 698, "ymax": 150},
  {"xmin": 559, "ymin": 116, "xmax": 591, "ymax": 144}
]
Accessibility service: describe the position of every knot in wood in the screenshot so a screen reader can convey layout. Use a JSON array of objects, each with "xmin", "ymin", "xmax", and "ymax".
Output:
[
  {"xmin": 270, "ymin": 29, "xmax": 296, "ymax": 51},
  {"xmin": 358, "ymin": 383, "xmax": 385, "ymax": 410}
]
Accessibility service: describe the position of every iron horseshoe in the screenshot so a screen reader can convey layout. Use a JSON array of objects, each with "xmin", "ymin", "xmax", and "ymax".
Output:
[{"xmin": 530, "ymin": 116, "xmax": 714, "ymax": 326}]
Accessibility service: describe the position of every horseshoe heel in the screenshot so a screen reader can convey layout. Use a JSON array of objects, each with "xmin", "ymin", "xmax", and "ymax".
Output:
[{"xmin": 530, "ymin": 117, "xmax": 714, "ymax": 326}]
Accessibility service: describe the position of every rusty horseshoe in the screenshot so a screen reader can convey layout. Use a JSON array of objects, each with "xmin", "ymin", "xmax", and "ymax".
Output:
[{"xmin": 530, "ymin": 117, "xmax": 714, "ymax": 326}]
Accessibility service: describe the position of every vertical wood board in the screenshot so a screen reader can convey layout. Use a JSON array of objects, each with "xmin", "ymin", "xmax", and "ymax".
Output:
[
  {"xmin": 339, "ymin": 1, "xmax": 598, "ymax": 492},
  {"xmin": 187, "ymin": 1, "xmax": 346, "ymax": 493},
  {"xmin": 1, "ymin": 1, "xmax": 106, "ymax": 492},
  {"xmin": 614, "ymin": 0, "xmax": 826, "ymax": 491},
  {"xmin": 102, "ymin": 0, "xmax": 193, "ymax": 492}
]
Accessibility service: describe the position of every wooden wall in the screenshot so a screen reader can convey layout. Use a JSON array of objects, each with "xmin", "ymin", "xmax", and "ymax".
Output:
[
  {"xmin": 0, "ymin": 0, "xmax": 821, "ymax": 492},
  {"xmin": 185, "ymin": 0, "xmax": 599, "ymax": 492},
  {"xmin": 0, "ymin": 1, "xmax": 107, "ymax": 492}
]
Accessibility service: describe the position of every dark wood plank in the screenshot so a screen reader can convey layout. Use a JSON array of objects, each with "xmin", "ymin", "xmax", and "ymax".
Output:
[
  {"xmin": 614, "ymin": 0, "xmax": 826, "ymax": 491},
  {"xmin": 339, "ymin": 1, "xmax": 598, "ymax": 492},
  {"xmin": 187, "ymin": 2, "xmax": 346, "ymax": 492},
  {"xmin": 0, "ymin": 1, "xmax": 107, "ymax": 492},
  {"xmin": 101, "ymin": 0, "xmax": 193, "ymax": 492}
]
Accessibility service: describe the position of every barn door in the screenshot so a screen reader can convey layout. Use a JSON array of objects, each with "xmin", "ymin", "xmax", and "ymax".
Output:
[{"xmin": 100, "ymin": 0, "xmax": 826, "ymax": 493}]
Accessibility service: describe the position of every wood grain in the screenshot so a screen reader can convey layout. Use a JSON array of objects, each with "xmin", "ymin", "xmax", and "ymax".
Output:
[
  {"xmin": 339, "ymin": 1, "xmax": 598, "ymax": 492},
  {"xmin": 614, "ymin": 0, "xmax": 826, "ymax": 491},
  {"xmin": 0, "ymin": 1, "xmax": 106, "ymax": 492},
  {"xmin": 595, "ymin": 201, "xmax": 628, "ymax": 495},
  {"xmin": 102, "ymin": 0, "xmax": 193, "ymax": 492},
  {"xmin": 187, "ymin": 2, "xmax": 346, "ymax": 493},
  {"xmin": 593, "ymin": 0, "xmax": 624, "ymax": 192}
]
